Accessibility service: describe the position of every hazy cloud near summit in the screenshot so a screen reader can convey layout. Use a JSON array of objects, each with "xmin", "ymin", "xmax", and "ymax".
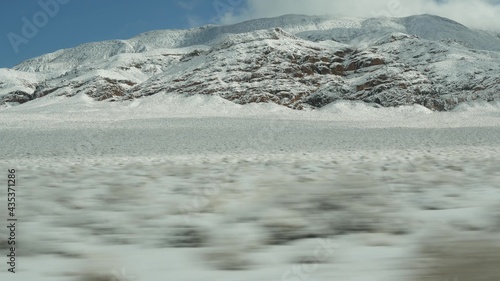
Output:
[{"xmin": 218, "ymin": 0, "xmax": 500, "ymax": 31}]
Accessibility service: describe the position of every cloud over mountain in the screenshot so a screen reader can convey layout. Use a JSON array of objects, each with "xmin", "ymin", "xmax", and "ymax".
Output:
[{"xmin": 219, "ymin": 0, "xmax": 500, "ymax": 31}]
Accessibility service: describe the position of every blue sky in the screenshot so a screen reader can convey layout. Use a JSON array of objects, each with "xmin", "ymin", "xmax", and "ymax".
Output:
[
  {"xmin": 1, "ymin": 0, "xmax": 499, "ymax": 68},
  {"xmin": 0, "ymin": 0, "xmax": 247, "ymax": 68}
]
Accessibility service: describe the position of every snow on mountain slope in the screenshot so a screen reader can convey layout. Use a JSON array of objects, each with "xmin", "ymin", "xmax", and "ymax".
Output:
[
  {"xmin": 2, "ymin": 14, "xmax": 500, "ymax": 111},
  {"xmin": 10, "ymin": 15, "xmax": 364, "ymax": 73}
]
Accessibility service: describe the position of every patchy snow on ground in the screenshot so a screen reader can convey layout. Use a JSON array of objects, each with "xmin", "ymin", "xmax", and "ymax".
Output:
[{"xmin": 1, "ymin": 95, "xmax": 500, "ymax": 281}]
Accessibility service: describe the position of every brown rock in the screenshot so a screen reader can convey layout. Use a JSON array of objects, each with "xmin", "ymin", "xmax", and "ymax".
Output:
[
  {"xmin": 347, "ymin": 62, "xmax": 358, "ymax": 71},
  {"xmin": 317, "ymin": 66, "xmax": 331, "ymax": 75},
  {"xmin": 330, "ymin": 63, "xmax": 345, "ymax": 76},
  {"xmin": 300, "ymin": 65, "xmax": 315, "ymax": 75},
  {"xmin": 369, "ymin": 58, "xmax": 385, "ymax": 66}
]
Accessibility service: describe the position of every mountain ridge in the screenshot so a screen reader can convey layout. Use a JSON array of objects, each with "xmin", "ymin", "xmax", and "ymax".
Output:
[{"xmin": 2, "ymin": 14, "xmax": 500, "ymax": 111}]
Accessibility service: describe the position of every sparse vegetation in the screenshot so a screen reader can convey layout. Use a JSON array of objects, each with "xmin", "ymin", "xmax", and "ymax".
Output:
[
  {"xmin": 413, "ymin": 234, "xmax": 500, "ymax": 281},
  {"xmin": 165, "ymin": 223, "xmax": 208, "ymax": 248}
]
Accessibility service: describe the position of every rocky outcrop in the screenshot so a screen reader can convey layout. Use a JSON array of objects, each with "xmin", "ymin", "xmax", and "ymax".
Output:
[{"xmin": 2, "ymin": 90, "xmax": 34, "ymax": 104}]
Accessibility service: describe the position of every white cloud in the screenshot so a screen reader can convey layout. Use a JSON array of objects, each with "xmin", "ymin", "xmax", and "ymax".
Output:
[
  {"xmin": 176, "ymin": 0, "xmax": 202, "ymax": 11},
  {"xmin": 186, "ymin": 15, "xmax": 204, "ymax": 28},
  {"xmin": 217, "ymin": 0, "xmax": 500, "ymax": 31}
]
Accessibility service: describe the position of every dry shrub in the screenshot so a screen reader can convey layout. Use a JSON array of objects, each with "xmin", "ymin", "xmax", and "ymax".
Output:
[
  {"xmin": 73, "ymin": 254, "xmax": 134, "ymax": 281},
  {"xmin": 203, "ymin": 247, "xmax": 251, "ymax": 270},
  {"xmin": 490, "ymin": 201, "xmax": 500, "ymax": 231},
  {"xmin": 165, "ymin": 223, "xmax": 208, "ymax": 248},
  {"xmin": 260, "ymin": 208, "xmax": 311, "ymax": 244},
  {"xmin": 201, "ymin": 223, "xmax": 262, "ymax": 270},
  {"xmin": 414, "ymin": 233, "xmax": 500, "ymax": 281},
  {"xmin": 256, "ymin": 174, "xmax": 409, "ymax": 243}
]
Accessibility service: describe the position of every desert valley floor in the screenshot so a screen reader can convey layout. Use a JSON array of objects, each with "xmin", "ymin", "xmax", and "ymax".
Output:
[{"xmin": 1, "ymin": 94, "xmax": 500, "ymax": 281}]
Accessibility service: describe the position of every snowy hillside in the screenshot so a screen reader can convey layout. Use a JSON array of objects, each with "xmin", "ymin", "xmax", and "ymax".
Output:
[{"xmin": 2, "ymin": 14, "xmax": 500, "ymax": 110}]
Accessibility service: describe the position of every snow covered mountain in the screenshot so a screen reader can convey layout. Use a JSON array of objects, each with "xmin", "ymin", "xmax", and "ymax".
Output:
[{"xmin": 2, "ymin": 14, "xmax": 500, "ymax": 111}]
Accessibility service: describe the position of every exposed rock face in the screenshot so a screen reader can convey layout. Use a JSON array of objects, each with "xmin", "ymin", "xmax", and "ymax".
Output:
[
  {"xmin": 2, "ymin": 14, "xmax": 500, "ymax": 110},
  {"xmin": 2, "ymin": 90, "xmax": 33, "ymax": 104}
]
